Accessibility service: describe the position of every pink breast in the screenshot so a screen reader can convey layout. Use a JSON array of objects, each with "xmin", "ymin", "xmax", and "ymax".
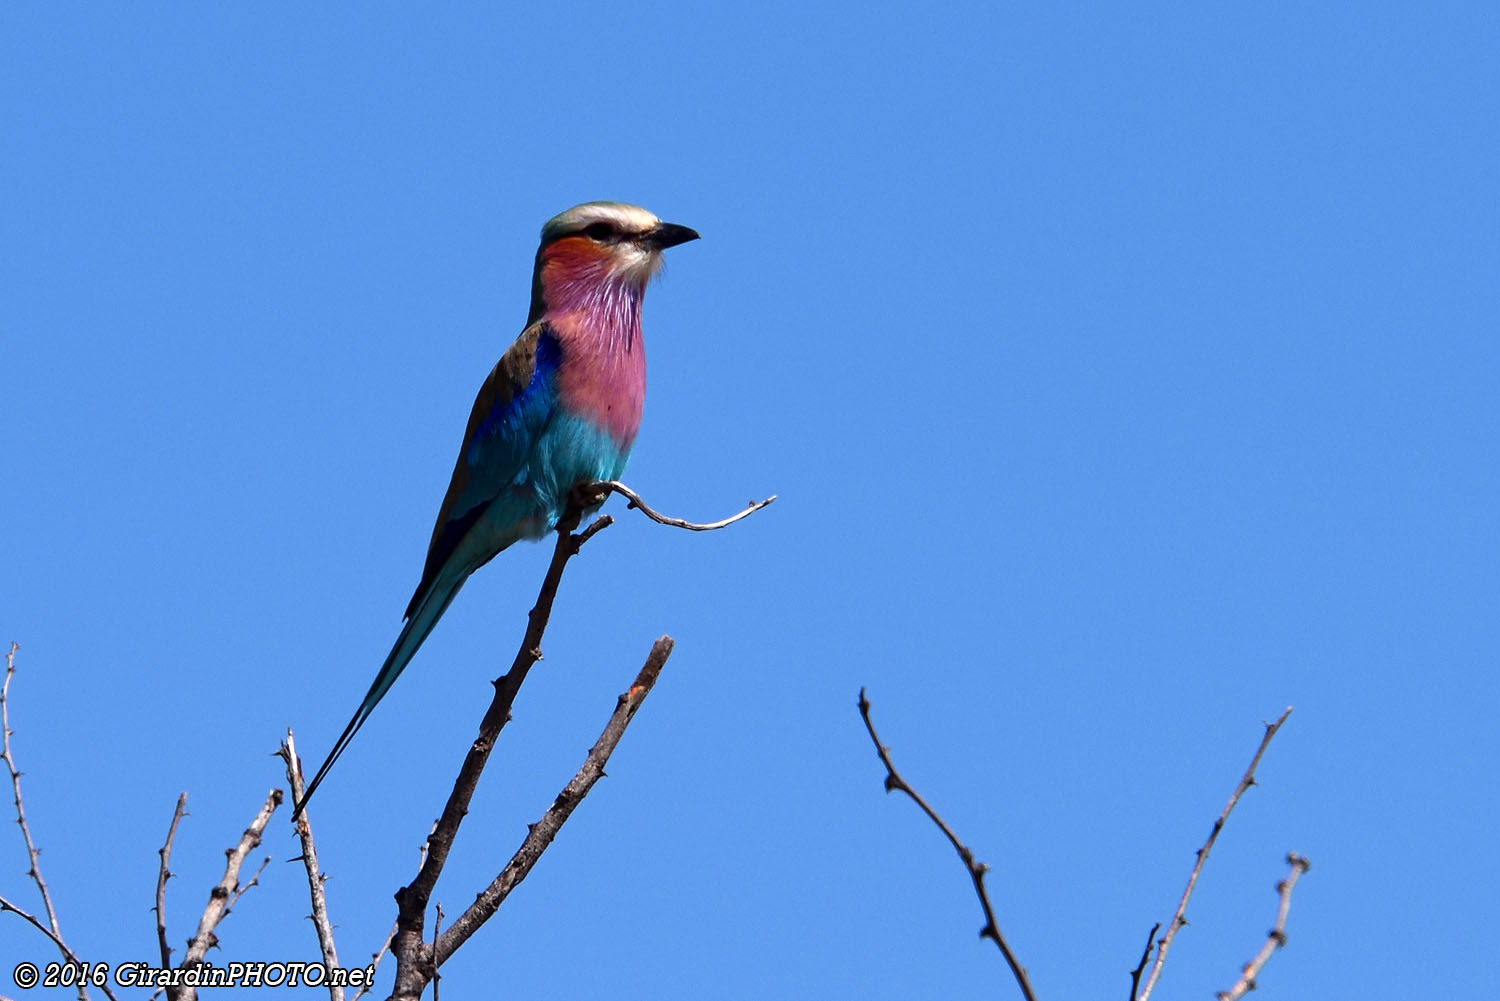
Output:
[{"xmin": 550, "ymin": 304, "xmax": 647, "ymax": 448}]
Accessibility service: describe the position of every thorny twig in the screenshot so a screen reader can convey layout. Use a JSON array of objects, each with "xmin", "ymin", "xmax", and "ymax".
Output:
[
  {"xmin": 2, "ymin": 643, "xmax": 112, "ymax": 1001},
  {"xmin": 279, "ymin": 730, "xmax": 345, "ymax": 1001},
  {"xmin": 154, "ymin": 794, "xmax": 189, "ymax": 969},
  {"xmin": 224, "ymin": 856, "xmax": 271, "ymax": 917},
  {"xmin": 176, "ymin": 789, "xmax": 281, "ymax": 1001},
  {"xmin": 1134, "ymin": 708, "xmax": 1294, "ymax": 1001},
  {"xmin": 349, "ymin": 924, "xmax": 395, "ymax": 1001},
  {"xmin": 1216, "ymin": 853, "xmax": 1311, "ymax": 1001},
  {"xmin": 0, "ymin": 893, "xmax": 120, "ymax": 1001},
  {"xmin": 2, "ymin": 645, "xmax": 65, "ymax": 941},
  {"xmin": 858, "ymin": 688, "xmax": 1039, "ymax": 1001}
]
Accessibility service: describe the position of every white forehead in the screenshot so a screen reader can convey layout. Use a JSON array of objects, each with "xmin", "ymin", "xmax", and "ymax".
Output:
[{"xmin": 542, "ymin": 202, "xmax": 660, "ymax": 240}]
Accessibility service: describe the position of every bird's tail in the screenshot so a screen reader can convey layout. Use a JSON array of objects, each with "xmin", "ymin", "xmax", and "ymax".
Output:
[{"xmin": 292, "ymin": 575, "xmax": 467, "ymax": 820}]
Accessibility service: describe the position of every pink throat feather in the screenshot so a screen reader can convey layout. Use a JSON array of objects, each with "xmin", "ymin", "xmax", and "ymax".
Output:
[{"xmin": 540, "ymin": 250, "xmax": 650, "ymax": 448}]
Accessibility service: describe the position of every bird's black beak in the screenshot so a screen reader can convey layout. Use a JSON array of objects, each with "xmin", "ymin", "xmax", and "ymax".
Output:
[{"xmin": 646, "ymin": 222, "xmax": 700, "ymax": 249}]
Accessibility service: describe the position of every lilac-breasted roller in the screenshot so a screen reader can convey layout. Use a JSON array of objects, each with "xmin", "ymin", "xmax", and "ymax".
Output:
[{"xmin": 294, "ymin": 202, "xmax": 699, "ymax": 818}]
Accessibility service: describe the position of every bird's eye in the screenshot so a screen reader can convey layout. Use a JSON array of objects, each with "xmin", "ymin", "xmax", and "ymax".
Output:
[{"xmin": 582, "ymin": 222, "xmax": 614, "ymax": 241}]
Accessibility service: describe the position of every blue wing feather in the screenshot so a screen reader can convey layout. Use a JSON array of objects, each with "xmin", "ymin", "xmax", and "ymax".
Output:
[
  {"xmin": 293, "ymin": 322, "xmax": 561, "ymax": 820},
  {"xmin": 407, "ymin": 324, "xmax": 560, "ymax": 615}
]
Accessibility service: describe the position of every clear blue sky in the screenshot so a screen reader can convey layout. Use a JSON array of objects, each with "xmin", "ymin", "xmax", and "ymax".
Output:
[{"xmin": 3, "ymin": 4, "xmax": 1495, "ymax": 999}]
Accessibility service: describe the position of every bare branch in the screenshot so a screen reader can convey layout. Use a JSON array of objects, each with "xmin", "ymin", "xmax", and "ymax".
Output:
[
  {"xmin": 0, "ymin": 893, "xmax": 120, "ymax": 1001},
  {"xmin": 431, "ymin": 904, "xmax": 443, "ymax": 1001},
  {"xmin": 390, "ymin": 494, "xmax": 612, "ymax": 997},
  {"xmin": 223, "ymin": 855, "xmax": 271, "ymax": 914},
  {"xmin": 1216, "ymin": 853, "xmax": 1311, "ymax": 1001},
  {"xmin": 590, "ymin": 479, "xmax": 776, "ymax": 531},
  {"xmin": 154, "ymin": 793, "xmax": 188, "ymax": 969},
  {"xmin": 2, "ymin": 645, "xmax": 65, "ymax": 942},
  {"xmin": 858, "ymin": 688, "xmax": 1039, "ymax": 1001},
  {"xmin": 278, "ymin": 730, "xmax": 344, "ymax": 1001},
  {"xmin": 2, "ymin": 643, "xmax": 99, "ymax": 1001},
  {"xmin": 177, "ymin": 788, "xmax": 282, "ymax": 1001},
  {"xmin": 434, "ymin": 636, "xmax": 674, "ymax": 966},
  {"xmin": 1127, "ymin": 923, "xmax": 1160, "ymax": 1001},
  {"xmin": 388, "ymin": 479, "xmax": 757, "ymax": 998},
  {"xmin": 351, "ymin": 837, "xmax": 425, "ymax": 1001},
  {"xmin": 1135, "ymin": 707, "xmax": 1294, "ymax": 1001},
  {"xmin": 349, "ymin": 922, "xmax": 396, "ymax": 1001}
]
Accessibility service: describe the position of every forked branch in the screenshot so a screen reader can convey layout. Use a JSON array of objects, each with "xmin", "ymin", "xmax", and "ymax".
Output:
[
  {"xmin": 390, "ymin": 482, "xmax": 762, "ymax": 1000},
  {"xmin": 435, "ymin": 636, "xmax": 674, "ymax": 963},
  {"xmin": 1133, "ymin": 707, "xmax": 1294, "ymax": 1001},
  {"xmin": 390, "ymin": 498, "xmax": 610, "ymax": 992},
  {"xmin": 176, "ymin": 789, "xmax": 280, "ymax": 1001}
]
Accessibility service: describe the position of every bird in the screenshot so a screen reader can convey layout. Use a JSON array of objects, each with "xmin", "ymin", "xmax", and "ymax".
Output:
[{"xmin": 293, "ymin": 202, "xmax": 699, "ymax": 819}]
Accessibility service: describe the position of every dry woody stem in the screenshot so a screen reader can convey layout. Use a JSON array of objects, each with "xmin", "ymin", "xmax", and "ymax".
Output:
[
  {"xmin": 435, "ymin": 636, "xmax": 673, "ymax": 964},
  {"xmin": 390, "ymin": 499, "xmax": 605, "ymax": 994},
  {"xmin": 388, "ymin": 482, "xmax": 765, "ymax": 1000},
  {"xmin": 1126, "ymin": 923, "xmax": 1161, "ymax": 1001},
  {"xmin": 1133, "ymin": 707, "xmax": 1295, "ymax": 1001},
  {"xmin": 175, "ymin": 789, "xmax": 280, "ymax": 1001},
  {"xmin": 2, "ymin": 645, "xmax": 67, "ymax": 945},
  {"xmin": 279, "ymin": 730, "xmax": 345, "ymax": 1001},
  {"xmin": 1, "ymin": 481, "xmax": 767, "ymax": 1001},
  {"xmin": 1, "ymin": 642, "xmax": 119, "ymax": 1001},
  {"xmin": 858, "ymin": 688, "xmax": 1040, "ymax": 1001},
  {"xmin": 1215, "ymin": 853, "xmax": 1311, "ymax": 1001},
  {"xmin": 592, "ymin": 480, "xmax": 775, "ymax": 531},
  {"xmin": 154, "ymin": 794, "xmax": 188, "ymax": 970},
  {"xmin": 861, "ymin": 690, "xmax": 1305, "ymax": 1001},
  {"xmin": 347, "ymin": 922, "xmax": 396, "ymax": 1001}
]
